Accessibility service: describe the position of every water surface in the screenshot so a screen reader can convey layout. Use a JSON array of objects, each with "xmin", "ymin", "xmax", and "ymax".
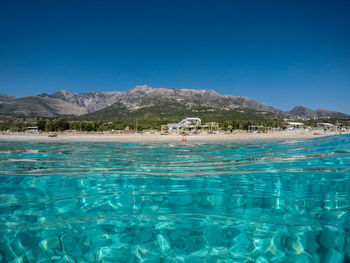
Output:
[{"xmin": 1, "ymin": 135, "xmax": 350, "ymax": 262}]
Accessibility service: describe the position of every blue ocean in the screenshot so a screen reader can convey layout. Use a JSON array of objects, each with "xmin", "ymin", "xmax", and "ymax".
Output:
[{"xmin": 0, "ymin": 135, "xmax": 350, "ymax": 262}]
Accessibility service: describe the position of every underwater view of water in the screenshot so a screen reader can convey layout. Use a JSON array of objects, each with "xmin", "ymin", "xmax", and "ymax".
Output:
[{"xmin": 0, "ymin": 135, "xmax": 350, "ymax": 262}]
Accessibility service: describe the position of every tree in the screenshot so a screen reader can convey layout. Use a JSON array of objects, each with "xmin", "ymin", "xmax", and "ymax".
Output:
[
  {"xmin": 54, "ymin": 118, "xmax": 69, "ymax": 131},
  {"xmin": 37, "ymin": 119, "xmax": 47, "ymax": 132}
]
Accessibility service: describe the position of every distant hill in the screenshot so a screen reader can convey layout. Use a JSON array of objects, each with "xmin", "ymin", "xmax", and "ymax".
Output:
[
  {"xmin": 288, "ymin": 106, "xmax": 318, "ymax": 119},
  {"xmin": 315, "ymin": 108, "xmax": 350, "ymax": 119},
  {"xmin": 288, "ymin": 106, "xmax": 349, "ymax": 119},
  {"xmin": 0, "ymin": 95, "xmax": 87, "ymax": 117},
  {"xmin": 0, "ymin": 86, "xmax": 349, "ymax": 120},
  {"xmin": 235, "ymin": 96, "xmax": 284, "ymax": 115}
]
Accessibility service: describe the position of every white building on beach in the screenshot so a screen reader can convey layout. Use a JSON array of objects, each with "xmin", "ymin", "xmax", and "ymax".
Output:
[
  {"xmin": 167, "ymin": 118, "xmax": 201, "ymax": 131},
  {"xmin": 284, "ymin": 122, "xmax": 304, "ymax": 130}
]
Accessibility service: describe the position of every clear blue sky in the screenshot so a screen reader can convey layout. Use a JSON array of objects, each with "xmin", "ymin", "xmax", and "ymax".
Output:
[{"xmin": 1, "ymin": 0, "xmax": 349, "ymax": 113}]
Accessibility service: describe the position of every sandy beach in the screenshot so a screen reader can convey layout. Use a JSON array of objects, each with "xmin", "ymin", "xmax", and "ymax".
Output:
[{"xmin": 0, "ymin": 130, "xmax": 346, "ymax": 143}]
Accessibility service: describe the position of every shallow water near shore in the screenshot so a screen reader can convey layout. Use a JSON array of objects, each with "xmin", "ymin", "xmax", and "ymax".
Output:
[{"xmin": 0, "ymin": 135, "xmax": 350, "ymax": 262}]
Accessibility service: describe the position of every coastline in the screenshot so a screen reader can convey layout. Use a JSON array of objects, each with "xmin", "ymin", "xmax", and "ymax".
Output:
[{"xmin": 0, "ymin": 131, "xmax": 347, "ymax": 143}]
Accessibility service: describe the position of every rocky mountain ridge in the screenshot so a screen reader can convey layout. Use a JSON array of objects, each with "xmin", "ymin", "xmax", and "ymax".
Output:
[
  {"xmin": 0, "ymin": 95, "xmax": 87, "ymax": 117},
  {"xmin": 0, "ymin": 86, "xmax": 349, "ymax": 119},
  {"xmin": 48, "ymin": 85, "xmax": 284, "ymax": 115},
  {"xmin": 288, "ymin": 106, "xmax": 349, "ymax": 119}
]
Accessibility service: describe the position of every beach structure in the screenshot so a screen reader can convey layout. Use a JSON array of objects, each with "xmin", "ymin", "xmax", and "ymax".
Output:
[
  {"xmin": 161, "ymin": 125, "xmax": 169, "ymax": 134},
  {"xmin": 284, "ymin": 122, "xmax": 304, "ymax": 130},
  {"xmin": 165, "ymin": 118, "xmax": 220, "ymax": 133},
  {"xmin": 6, "ymin": 129, "xmax": 18, "ymax": 133},
  {"xmin": 167, "ymin": 118, "xmax": 201, "ymax": 131},
  {"xmin": 201, "ymin": 122, "xmax": 219, "ymax": 133},
  {"xmin": 317, "ymin": 122, "xmax": 335, "ymax": 131},
  {"xmin": 178, "ymin": 118, "xmax": 201, "ymax": 128},
  {"xmin": 167, "ymin": 123, "xmax": 180, "ymax": 131},
  {"xmin": 248, "ymin": 126, "xmax": 276, "ymax": 133},
  {"xmin": 317, "ymin": 123, "xmax": 334, "ymax": 128},
  {"xmin": 26, "ymin": 126, "xmax": 39, "ymax": 132},
  {"xmin": 248, "ymin": 125, "xmax": 264, "ymax": 133}
]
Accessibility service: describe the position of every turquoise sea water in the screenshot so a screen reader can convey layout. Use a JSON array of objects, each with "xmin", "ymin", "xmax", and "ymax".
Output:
[{"xmin": 0, "ymin": 135, "xmax": 350, "ymax": 263}]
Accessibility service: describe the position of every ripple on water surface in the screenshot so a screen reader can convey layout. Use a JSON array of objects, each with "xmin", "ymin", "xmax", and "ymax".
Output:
[{"xmin": 0, "ymin": 135, "xmax": 350, "ymax": 262}]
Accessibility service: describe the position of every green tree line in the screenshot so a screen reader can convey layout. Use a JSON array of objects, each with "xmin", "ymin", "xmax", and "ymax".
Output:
[{"xmin": 0, "ymin": 117, "xmax": 348, "ymax": 132}]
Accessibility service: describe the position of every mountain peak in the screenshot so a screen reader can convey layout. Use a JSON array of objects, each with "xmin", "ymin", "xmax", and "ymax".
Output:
[
  {"xmin": 289, "ymin": 106, "xmax": 316, "ymax": 117},
  {"xmin": 130, "ymin": 85, "xmax": 153, "ymax": 92},
  {"xmin": 292, "ymin": 105, "xmax": 310, "ymax": 110},
  {"xmin": 50, "ymin": 90, "xmax": 76, "ymax": 100},
  {"xmin": 56, "ymin": 89, "xmax": 71, "ymax": 95},
  {"xmin": 125, "ymin": 85, "xmax": 154, "ymax": 97}
]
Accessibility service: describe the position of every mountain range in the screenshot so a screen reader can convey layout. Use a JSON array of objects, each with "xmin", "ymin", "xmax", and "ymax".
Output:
[{"xmin": 0, "ymin": 85, "xmax": 349, "ymax": 120}]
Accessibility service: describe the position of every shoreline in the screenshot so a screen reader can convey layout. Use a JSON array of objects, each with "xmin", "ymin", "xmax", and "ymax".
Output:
[{"xmin": 0, "ymin": 131, "xmax": 347, "ymax": 143}]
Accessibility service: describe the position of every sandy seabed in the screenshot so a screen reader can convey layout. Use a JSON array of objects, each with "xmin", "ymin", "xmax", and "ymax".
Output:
[{"xmin": 0, "ymin": 131, "xmax": 346, "ymax": 143}]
